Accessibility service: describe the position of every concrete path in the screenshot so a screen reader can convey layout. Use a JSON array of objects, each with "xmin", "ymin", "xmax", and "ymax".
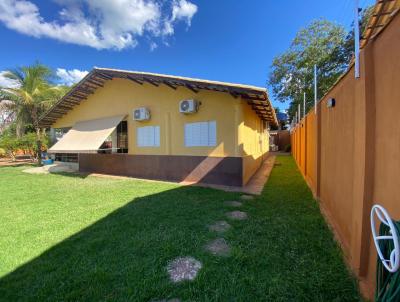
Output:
[
  {"xmin": 241, "ymin": 155, "xmax": 276, "ymax": 195},
  {"xmin": 185, "ymin": 155, "xmax": 276, "ymax": 195}
]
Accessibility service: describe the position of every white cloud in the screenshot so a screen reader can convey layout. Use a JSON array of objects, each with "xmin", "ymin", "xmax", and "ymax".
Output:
[
  {"xmin": 172, "ymin": 0, "xmax": 198, "ymax": 25},
  {"xmin": 56, "ymin": 68, "xmax": 89, "ymax": 86},
  {"xmin": 164, "ymin": 0, "xmax": 198, "ymax": 35},
  {"xmin": 0, "ymin": 71, "xmax": 20, "ymax": 88},
  {"xmin": 0, "ymin": 0, "xmax": 198, "ymax": 50}
]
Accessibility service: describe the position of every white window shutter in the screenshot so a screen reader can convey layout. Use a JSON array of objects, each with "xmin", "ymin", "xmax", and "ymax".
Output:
[
  {"xmin": 184, "ymin": 121, "xmax": 217, "ymax": 147},
  {"xmin": 137, "ymin": 126, "xmax": 160, "ymax": 147},
  {"xmin": 208, "ymin": 121, "xmax": 216, "ymax": 146},
  {"xmin": 199, "ymin": 122, "xmax": 208, "ymax": 146},
  {"xmin": 154, "ymin": 126, "xmax": 160, "ymax": 147}
]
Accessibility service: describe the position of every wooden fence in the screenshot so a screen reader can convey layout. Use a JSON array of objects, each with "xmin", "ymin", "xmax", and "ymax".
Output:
[{"xmin": 291, "ymin": 8, "xmax": 400, "ymax": 299}]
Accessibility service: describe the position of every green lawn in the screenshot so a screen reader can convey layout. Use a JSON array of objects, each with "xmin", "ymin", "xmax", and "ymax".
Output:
[{"xmin": 0, "ymin": 156, "xmax": 361, "ymax": 301}]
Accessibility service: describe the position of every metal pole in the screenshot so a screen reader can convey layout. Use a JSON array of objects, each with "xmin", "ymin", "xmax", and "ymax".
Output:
[
  {"xmin": 303, "ymin": 92, "xmax": 306, "ymax": 117},
  {"xmin": 314, "ymin": 64, "xmax": 317, "ymax": 113},
  {"xmin": 354, "ymin": 0, "xmax": 360, "ymax": 78},
  {"xmin": 298, "ymin": 103, "xmax": 301, "ymax": 122}
]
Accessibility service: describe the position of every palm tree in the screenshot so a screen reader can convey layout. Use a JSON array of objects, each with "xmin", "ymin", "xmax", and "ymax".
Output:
[{"xmin": 0, "ymin": 63, "xmax": 67, "ymax": 165}]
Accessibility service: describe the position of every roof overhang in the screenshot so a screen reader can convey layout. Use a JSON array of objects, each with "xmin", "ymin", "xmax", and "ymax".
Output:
[
  {"xmin": 39, "ymin": 68, "xmax": 278, "ymax": 128},
  {"xmin": 361, "ymin": 0, "xmax": 400, "ymax": 49}
]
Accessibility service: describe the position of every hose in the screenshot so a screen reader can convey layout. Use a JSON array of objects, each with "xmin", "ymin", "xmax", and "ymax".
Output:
[{"xmin": 375, "ymin": 220, "xmax": 400, "ymax": 302}]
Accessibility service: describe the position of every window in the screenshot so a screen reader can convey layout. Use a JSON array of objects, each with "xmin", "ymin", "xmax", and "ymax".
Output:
[
  {"xmin": 184, "ymin": 121, "xmax": 216, "ymax": 147},
  {"xmin": 54, "ymin": 153, "xmax": 78, "ymax": 163},
  {"xmin": 137, "ymin": 126, "xmax": 160, "ymax": 147},
  {"xmin": 117, "ymin": 121, "xmax": 128, "ymax": 153}
]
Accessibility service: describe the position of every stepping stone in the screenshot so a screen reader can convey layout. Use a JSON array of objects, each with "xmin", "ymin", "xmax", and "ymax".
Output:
[
  {"xmin": 226, "ymin": 211, "xmax": 248, "ymax": 220},
  {"xmin": 152, "ymin": 299, "xmax": 181, "ymax": 302},
  {"xmin": 205, "ymin": 238, "xmax": 231, "ymax": 257},
  {"xmin": 167, "ymin": 257, "xmax": 202, "ymax": 283},
  {"xmin": 241, "ymin": 195, "xmax": 254, "ymax": 201},
  {"xmin": 208, "ymin": 220, "xmax": 231, "ymax": 233},
  {"xmin": 224, "ymin": 200, "xmax": 243, "ymax": 207}
]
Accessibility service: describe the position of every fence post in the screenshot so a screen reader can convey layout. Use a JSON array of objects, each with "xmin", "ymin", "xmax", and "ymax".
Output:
[
  {"xmin": 350, "ymin": 42, "xmax": 376, "ymax": 277},
  {"xmin": 304, "ymin": 115, "xmax": 307, "ymax": 177},
  {"xmin": 316, "ymin": 100, "xmax": 322, "ymax": 198}
]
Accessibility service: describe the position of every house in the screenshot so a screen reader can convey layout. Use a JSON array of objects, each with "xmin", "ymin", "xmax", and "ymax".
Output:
[{"xmin": 40, "ymin": 68, "xmax": 277, "ymax": 186}]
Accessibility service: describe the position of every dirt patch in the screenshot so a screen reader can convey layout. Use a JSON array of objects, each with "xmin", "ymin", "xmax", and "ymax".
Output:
[
  {"xmin": 226, "ymin": 211, "xmax": 248, "ymax": 220},
  {"xmin": 224, "ymin": 201, "xmax": 242, "ymax": 207},
  {"xmin": 205, "ymin": 238, "xmax": 231, "ymax": 257},
  {"xmin": 167, "ymin": 257, "xmax": 202, "ymax": 283},
  {"xmin": 240, "ymin": 195, "xmax": 254, "ymax": 201},
  {"xmin": 208, "ymin": 221, "xmax": 231, "ymax": 233}
]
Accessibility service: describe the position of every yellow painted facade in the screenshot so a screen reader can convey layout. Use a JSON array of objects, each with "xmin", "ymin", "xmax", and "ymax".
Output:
[
  {"xmin": 53, "ymin": 78, "xmax": 270, "ymax": 183},
  {"xmin": 239, "ymin": 101, "xmax": 269, "ymax": 184}
]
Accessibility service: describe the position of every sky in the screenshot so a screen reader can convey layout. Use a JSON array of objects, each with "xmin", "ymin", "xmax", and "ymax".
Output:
[{"xmin": 0, "ymin": 0, "xmax": 375, "ymax": 110}]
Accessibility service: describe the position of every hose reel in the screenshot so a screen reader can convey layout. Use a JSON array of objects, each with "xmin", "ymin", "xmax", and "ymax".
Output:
[{"xmin": 370, "ymin": 204, "xmax": 400, "ymax": 302}]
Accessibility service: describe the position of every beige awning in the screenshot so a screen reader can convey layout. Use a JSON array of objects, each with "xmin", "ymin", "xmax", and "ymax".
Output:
[{"xmin": 49, "ymin": 115, "xmax": 125, "ymax": 153}]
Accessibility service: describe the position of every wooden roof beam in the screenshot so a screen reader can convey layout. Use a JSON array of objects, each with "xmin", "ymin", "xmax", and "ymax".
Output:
[
  {"xmin": 74, "ymin": 87, "xmax": 94, "ymax": 94},
  {"xmin": 127, "ymin": 76, "xmax": 144, "ymax": 85},
  {"xmin": 57, "ymin": 104, "xmax": 75, "ymax": 109},
  {"xmin": 51, "ymin": 110, "xmax": 68, "ymax": 114},
  {"xmin": 185, "ymin": 84, "xmax": 199, "ymax": 93},
  {"xmin": 65, "ymin": 95, "xmax": 84, "ymax": 101},
  {"xmin": 230, "ymin": 92, "xmax": 239, "ymax": 99},
  {"xmin": 95, "ymin": 72, "xmax": 113, "ymax": 80},
  {"xmin": 163, "ymin": 81, "xmax": 177, "ymax": 90},
  {"xmin": 144, "ymin": 78, "xmax": 159, "ymax": 87},
  {"xmin": 63, "ymin": 100, "xmax": 82, "ymax": 106}
]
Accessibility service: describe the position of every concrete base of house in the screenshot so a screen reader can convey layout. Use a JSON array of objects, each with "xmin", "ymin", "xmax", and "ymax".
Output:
[{"xmin": 79, "ymin": 153, "xmax": 244, "ymax": 187}]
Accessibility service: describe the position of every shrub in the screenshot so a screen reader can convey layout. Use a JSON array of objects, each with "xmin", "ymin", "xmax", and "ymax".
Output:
[
  {"xmin": 0, "ymin": 131, "xmax": 49, "ymax": 160},
  {"xmin": 0, "ymin": 134, "xmax": 19, "ymax": 160},
  {"xmin": 283, "ymin": 144, "xmax": 291, "ymax": 152},
  {"xmin": 0, "ymin": 148, "xmax": 6, "ymax": 157}
]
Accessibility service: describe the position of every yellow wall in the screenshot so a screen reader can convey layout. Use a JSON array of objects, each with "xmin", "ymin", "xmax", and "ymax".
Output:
[
  {"xmin": 239, "ymin": 100, "xmax": 269, "ymax": 184},
  {"xmin": 53, "ymin": 78, "xmax": 268, "ymax": 161}
]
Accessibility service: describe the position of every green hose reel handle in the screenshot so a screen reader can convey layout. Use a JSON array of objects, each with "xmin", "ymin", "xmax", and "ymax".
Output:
[{"xmin": 371, "ymin": 205, "xmax": 400, "ymax": 273}]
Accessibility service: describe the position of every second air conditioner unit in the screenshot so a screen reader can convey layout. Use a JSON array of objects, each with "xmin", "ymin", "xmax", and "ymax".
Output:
[
  {"xmin": 179, "ymin": 99, "xmax": 199, "ymax": 114},
  {"xmin": 133, "ymin": 107, "xmax": 150, "ymax": 121}
]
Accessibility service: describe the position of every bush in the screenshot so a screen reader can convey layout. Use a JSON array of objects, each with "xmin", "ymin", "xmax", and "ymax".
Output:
[
  {"xmin": 283, "ymin": 144, "xmax": 291, "ymax": 152},
  {"xmin": 0, "ymin": 131, "xmax": 49, "ymax": 160},
  {"xmin": 0, "ymin": 148, "xmax": 6, "ymax": 157},
  {"xmin": 0, "ymin": 134, "xmax": 19, "ymax": 160}
]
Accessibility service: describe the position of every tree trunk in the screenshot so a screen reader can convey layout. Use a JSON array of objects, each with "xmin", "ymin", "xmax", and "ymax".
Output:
[
  {"xmin": 16, "ymin": 121, "xmax": 25, "ymax": 138},
  {"xmin": 36, "ymin": 127, "xmax": 42, "ymax": 166},
  {"xmin": 31, "ymin": 107, "xmax": 42, "ymax": 165}
]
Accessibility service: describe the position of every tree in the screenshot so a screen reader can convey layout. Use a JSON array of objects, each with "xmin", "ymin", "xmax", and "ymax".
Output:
[
  {"xmin": 0, "ymin": 63, "xmax": 67, "ymax": 165},
  {"xmin": 268, "ymin": 7, "xmax": 373, "ymax": 121},
  {"xmin": 268, "ymin": 19, "xmax": 350, "ymax": 120}
]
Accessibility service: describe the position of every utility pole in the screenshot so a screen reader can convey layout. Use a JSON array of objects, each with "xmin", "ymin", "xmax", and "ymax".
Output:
[
  {"xmin": 354, "ymin": 0, "xmax": 360, "ymax": 78},
  {"xmin": 314, "ymin": 64, "xmax": 317, "ymax": 113},
  {"xmin": 303, "ymin": 92, "xmax": 306, "ymax": 117}
]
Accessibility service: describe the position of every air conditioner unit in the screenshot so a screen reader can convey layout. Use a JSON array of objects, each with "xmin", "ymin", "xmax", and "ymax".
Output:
[
  {"xmin": 133, "ymin": 107, "xmax": 150, "ymax": 121},
  {"xmin": 179, "ymin": 99, "xmax": 199, "ymax": 114}
]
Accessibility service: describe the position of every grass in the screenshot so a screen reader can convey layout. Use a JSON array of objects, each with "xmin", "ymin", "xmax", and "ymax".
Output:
[{"xmin": 0, "ymin": 156, "xmax": 361, "ymax": 301}]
